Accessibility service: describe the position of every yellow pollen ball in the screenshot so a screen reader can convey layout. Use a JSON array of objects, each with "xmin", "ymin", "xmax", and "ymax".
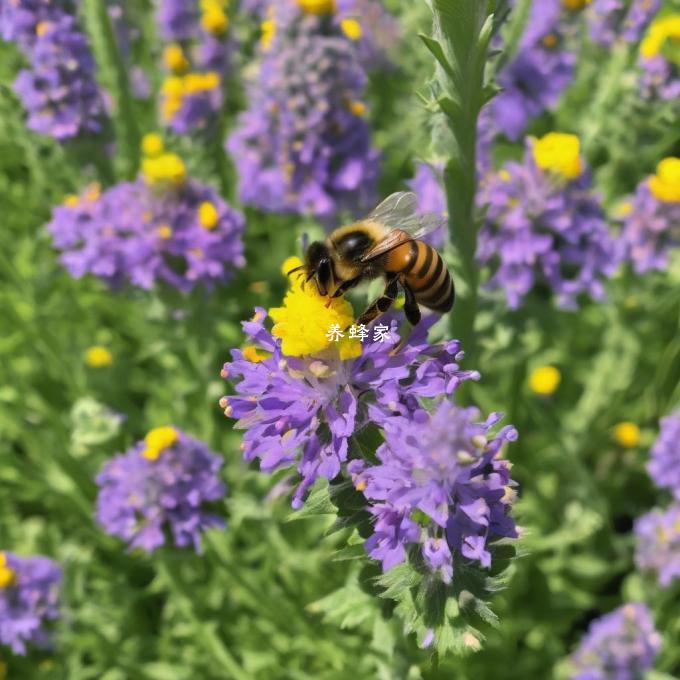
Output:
[
  {"xmin": 499, "ymin": 169, "xmax": 511, "ymax": 182},
  {"xmin": 242, "ymin": 345, "xmax": 269, "ymax": 363},
  {"xmin": 156, "ymin": 224, "xmax": 173, "ymax": 240},
  {"xmin": 85, "ymin": 346, "xmax": 113, "ymax": 368},
  {"xmin": 269, "ymin": 256, "xmax": 362, "ymax": 359},
  {"xmin": 142, "ymin": 153, "xmax": 187, "ymax": 187},
  {"xmin": 36, "ymin": 21, "xmax": 51, "ymax": 36},
  {"xmin": 142, "ymin": 426, "xmax": 179, "ymax": 461},
  {"xmin": 201, "ymin": 2, "xmax": 229, "ymax": 35},
  {"xmin": 64, "ymin": 194, "xmax": 79, "ymax": 207},
  {"xmin": 198, "ymin": 201, "xmax": 219, "ymax": 229},
  {"xmin": 543, "ymin": 33, "xmax": 558, "ymax": 47},
  {"xmin": 613, "ymin": 422, "xmax": 641, "ymax": 448},
  {"xmin": 533, "ymin": 132, "xmax": 583, "ymax": 180},
  {"xmin": 341, "ymin": 18, "xmax": 362, "ymax": 40},
  {"xmin": 348, "ymin": 100, "xmax": 366, "ymax": 116},
  {"xmin": 141, "ymin": 132, "xmax": 164, "ymax": 157},
  {"xmin": 296, "ymin": 0, "xmax": 336, "ymax": 15},
  {"xmin": 648, "ymin": 157, "xmax": 680, "ymax": 203},
  {"xmin": 163, "ymin": 43, "xmax": 189, "ymax": 73},
  {"xmin": 561, "ymin": 0, "xmax": 591, "ymax": 9},
  {"xmin": 529, "ymin": 366, "xmax": 561, "ymax": 396},
  {"xmin": 356, "ymin": 479, "xmax": 367, "ymax": 492}
]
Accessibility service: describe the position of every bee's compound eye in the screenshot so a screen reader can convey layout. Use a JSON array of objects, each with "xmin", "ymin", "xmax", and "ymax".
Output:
[{"xmin": 336, "ymin": 231, "xmax": 372, "ymax": 261}]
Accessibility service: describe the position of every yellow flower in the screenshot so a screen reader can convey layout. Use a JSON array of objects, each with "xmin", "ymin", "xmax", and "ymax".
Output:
[
  {"xmin": 198, "ymin": 201, "xmax": 219, "ymax": 229},
  {"xmin": 640, "ymin": 14, "xmax": 680, "ymax": 59},
  {"xmin": 529, "ymin": 366, "xmax": 561, "ymax": 396},
  {"xmin": 63, "ymin": 194, "xmax": 79, "ymax": 207},
  {"xmin": 142, "ymin": 426, "xmax": 179, "ymax": 461},
  {"xmin": 201, "ymin": 1, "xmax": 229, "ymax": 35},
  {"xmin": 141, "ymin": 132, "xmax": 164, "ymax": 158},
  {"xmin": 36, "ymin": 21, "xmax": 51, "ymax": 36},
  {"xmin": 156, "ymin": 224, "xmax": 173, "ymax": 240},
  {"xmin": 142, "ymin": 152, "xmax": 187, "ymax": 187},
  {"xmin": 340, "ymin": 18, "xmax": 362, "ymax": 41},
  {"xmin": 649, "ymin": 157, "xmax": 680, "ymax": 203},
  {"xmin": 261, "ymin": 18, "xmax": 276, "ymax": 50},
  {"xmin": 85, "ymin": 346, "xmax": 113, "ymax": 368},
  {"xmin": 163, "ymin": 43, "xmax": 189, "ymax": 73},
  {"xmin": 561, "ymin": 0, "xmax": 591, "ymax": 9},
  {"xmin": 0, "ymin": 553, "xmax": 16, "ymax": 589},
  {"xmin": 613, "ymin": 422, "xmax": 641, "ymax": 448},
  {"xmin": 269, "ymin": 257, "xmax": 361, "ymax": 359},
  {"xmin": 242, "ymin": 345, "xmax": 270, "ymax": 363},
  {"xmin": 297, "ymin": 0, "xmax": 336, "ymax": 15},
  {"xmin": 348, "ymin": 100, "xmax": 366, "ymax": 117},
  {"xmin": 183, "ymin": 72, "xmax": 220, "ymax": 94},
  {"xmin": 533, "ymin": 133, "xmax": 582, "ymax": 180}
]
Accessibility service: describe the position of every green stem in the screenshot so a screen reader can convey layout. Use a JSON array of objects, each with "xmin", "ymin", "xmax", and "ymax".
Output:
[
  {"xmin": 81, "ymin": 0, "xmax": 141, "ymax": 178},
  {"xmin": 157, "ymin": 558, "xmax": 250, "ymax": 680}
]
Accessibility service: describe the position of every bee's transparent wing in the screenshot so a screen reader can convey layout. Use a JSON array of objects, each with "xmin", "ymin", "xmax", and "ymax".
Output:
[{"xmin": 360, "ymin": 191, "xmax": 445, "ymax": 262}]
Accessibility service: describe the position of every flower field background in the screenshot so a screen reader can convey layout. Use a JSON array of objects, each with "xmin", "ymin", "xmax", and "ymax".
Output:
[{"xmin": 0, "ymin": 0, "xmax": 679, "ymax": 678}]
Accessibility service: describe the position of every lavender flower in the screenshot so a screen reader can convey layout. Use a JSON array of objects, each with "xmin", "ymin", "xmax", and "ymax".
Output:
[
  {"xmin": 568, "ymin": 603, "xmax": 661, "ymax": 680},
  {"xmin": 647, "ymin": 411, "xmax": 680, "ymax": 500},
  {"xmin": 7, "ymin": 10, "xmax": 105, "ymax": 141},
  {"xmin": 48, "ymin": 149, "xmax": 245, "ymax": 291},
  {"xmin": 220, "ymin": 259, "xmax": 479, "ymax": 509},
  {"xmin": 161, "ymin": 72, "xmax": 223, "ymax": 133},
  {"xmin": 156, "ymin": 0, "xmax": 199, "ymax": 41},
  {"xmin": 228, "ymin": 3, "xmax": 379, "ymax": 219},
  {"xmin": 95, "ymin": 427, "xmax": 227, "ymax": 553},
  {"xmin": 0, "ymin": 552, "xmax": 61, "ymax": 655},
  {"xmin": 477, "ymin": 134, "xmax": 619, "ymax": 310},
  {"xmin": 639, "ymin": 14, "xmax": 680, "ymax": 101},
  {"xmin": 587, "ymin": 0, "xmax": 661, "ymax": 46},
  {"xmin": 348, "ymin": 403, "xmax": 518, "ymax": 580},
  {"xmin": 635, "ymin": 504, "xmax": 680, "ymax": 587}
]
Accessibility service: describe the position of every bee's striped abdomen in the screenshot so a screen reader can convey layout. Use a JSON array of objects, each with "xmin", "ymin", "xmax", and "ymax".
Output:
[{"xmin": 403, "ymin": 240, "xmax": 454, "ymax": 313}]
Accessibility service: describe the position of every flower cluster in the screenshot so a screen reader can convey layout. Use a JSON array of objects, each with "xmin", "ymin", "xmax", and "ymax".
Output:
[
  {"xmin": 407, "ymin": 162, "xmax": 446, "ymax": 247},
  {"xmin": 478, "ymin": 133, "xmax": 619, "ymax": 310},
  {"xmin": 619, "ymin": 158, "xmax": 680, "ymax": 273},
  {"xmin": 488, "ymin": 0, "xmax": 581, "ymax": 142},
  {"xmin": 639, "ymin": 14, "xmax": 680, "ymax": 101},
  {"xmin": 220, "ymin": 257, "xmax": 480, "ymax": 509},
  {"xmin": 47, "ymin": 139, "xmax": 245, "ymax": 291},
  {"xmin": 348, "ymin": 402, "xmax": 518, "ymax": 580},
  {"xmin": 0, "ymin": 552, "xmax": 61, "ymax": 655},
  {"xmin": 635, "ymin": 504, "xmax": 680, "ymax": 587},
  {"xmin": 95, "ymin": 427, "xmax": 227, "ymax": 553},
  {"xmin": 586, "ymin": 0, "xmax": 661, "ymax": 46},
  {"xmin": 647, "ymin": 411, "xmax": 680, "ymax": 500},
  {"xmin": 568, "ymin": 603, "xmax": 662, "ymax": 680},
  {"xmin": 156, "ymin": 0, "xmax": 234, "ymax": 133},
  {"xmin": 2, "ymin": 0, "xmax": 105, "ymax": 141},
  {"xmin": 227, "ymin": 0, "xmax": 379, "ymax": 219}
]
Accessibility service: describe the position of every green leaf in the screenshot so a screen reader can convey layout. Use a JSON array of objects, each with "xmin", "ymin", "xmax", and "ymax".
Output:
[{"xmin": 285, "ymin": 479, "xmax": 337, "ymax": 521}]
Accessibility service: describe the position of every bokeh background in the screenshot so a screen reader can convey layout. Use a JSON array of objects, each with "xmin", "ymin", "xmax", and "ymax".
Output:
[{"xmin": 0, "ymin": 0, "xmax": 679, "ymax": 678}]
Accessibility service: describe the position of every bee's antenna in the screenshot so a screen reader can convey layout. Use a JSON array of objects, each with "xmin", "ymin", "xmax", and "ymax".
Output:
[{"xmin": 286, "ymin": 265, "xmax": 305, "ymax": 277}]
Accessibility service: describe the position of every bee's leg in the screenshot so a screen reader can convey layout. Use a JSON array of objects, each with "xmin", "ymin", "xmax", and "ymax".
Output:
[
  {"xmin": 331, "ymin": 276, "xmax": 361, "ymax": 298},
  {"xmin": 402, "ymin": 283, "xmax": 421, "ymax": 326},
  {"xmin": 356, "ymin": 275, "xmax": 399, "ymax": 327}
]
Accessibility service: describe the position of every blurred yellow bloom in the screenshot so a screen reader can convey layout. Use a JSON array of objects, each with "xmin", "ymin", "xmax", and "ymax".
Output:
[
  {"xmin": 529, "ymin": 366, "xmax": 561, "ymax": 396},
  {"xmin": 640, "ymin": 14, "xmax": 680, "ymax": 59},
  {"xmin": 63, "ymin": 194, "xmax": 79, "ymax": 207},
  {"xmin": 201, "ymin": 0, "xmax": 229, "ymax": 35},
  {"xmin": 85, "ymin": 346, "xmax": 113, "ymax": 368},
  {"xmin": 142, "ymin": 152, "xmax": 187, "ymax": 187},
  {"xmin": 198, "ymin": 201, "xmax": 219, "ymax": 229},
  {"xmin": 649, "ymin": 157, "xmax": 680, "ymax": 203},
  {"xmin": 562, "ymin": 0, "xmax": 591, "ymax": 9},
  {"xmin": 613, "ymin": 422, "xmax": 641, "ymax": 448},
  {"xmin": 0, "ymin": 553, "xmax": 16, "ymax": 589},
  {"xmin": 261, "ymin": 17, "xmax": 276, "ymax": 50},
  {"xmin": 156, "ymin": 224, "xmax": 173, "ymax": 240},
  {"xmin": 242, "ymin": 345, "xmax": 269, "ymax": 363},
  {"xmin": 163, "ymin": 43, "xmax": 189, "ymax": 73},
  {"xmin": 297, "ymin": 0, "xmax": 336, "ymax": 15},
  {"xmin": 340, "ymin": 18, "xmax": 362, "ymax": 40},
  {"xmin": 142, "ymin": 426, "xmax": 179, "ymax": 461},
  {"xmin": 348, "ymin": 100, "xmax": 366, "ymax": 116},
  {"xmin": 141, "ymin": 132, "xmax": 164, "ymax": 158},
  {"xmin": 269, "ymin": 257, "xmax": 361, "ymax": 359},
  {"xmin": 533, "ymin": 133, "xmax": 582, "ymax": 180}
]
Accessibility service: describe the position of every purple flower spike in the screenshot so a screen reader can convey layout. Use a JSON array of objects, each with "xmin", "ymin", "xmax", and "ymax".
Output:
[
  {"xmin": 568, "ymin": 603, "xmax": 661, "ymax": 680},
  {"xmin": 647, "ymin": 412, "xmax": 680, "ymax": 499},
  {"xmin": 95, "ymin": 428, "xmax": 227, "ymax": 553},
  {"xmin": 587, "ymin": 0, "xmax": 661, "ymax": 46},
  {"xmin": 349, "ymin": 402, "xmax": 518, "ymax": 580},
  {"xmin": 635, "ymin": 503, "xmax": 680, "ymax": 587},
  {"xmin": 477, "ymin": 139, "xmax": 620, "ymax": 310},
  {"xmin": 221, "ymin": 312, "xmax": 479, "ymax": 510},
  {"xmin": 0, "ymin": 552, "xmax": 61, "ymax": 655}
]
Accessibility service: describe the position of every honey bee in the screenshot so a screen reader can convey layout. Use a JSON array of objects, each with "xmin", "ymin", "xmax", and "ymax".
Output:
[{"xmin": 290, "ymin": 192, "xmax": 454, "ymax": 326}]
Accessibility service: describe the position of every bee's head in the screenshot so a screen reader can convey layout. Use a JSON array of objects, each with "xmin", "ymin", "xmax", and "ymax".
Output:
[{"xmin": 287, "ymin": 241, "xmax": 333, "ymax": 297}]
